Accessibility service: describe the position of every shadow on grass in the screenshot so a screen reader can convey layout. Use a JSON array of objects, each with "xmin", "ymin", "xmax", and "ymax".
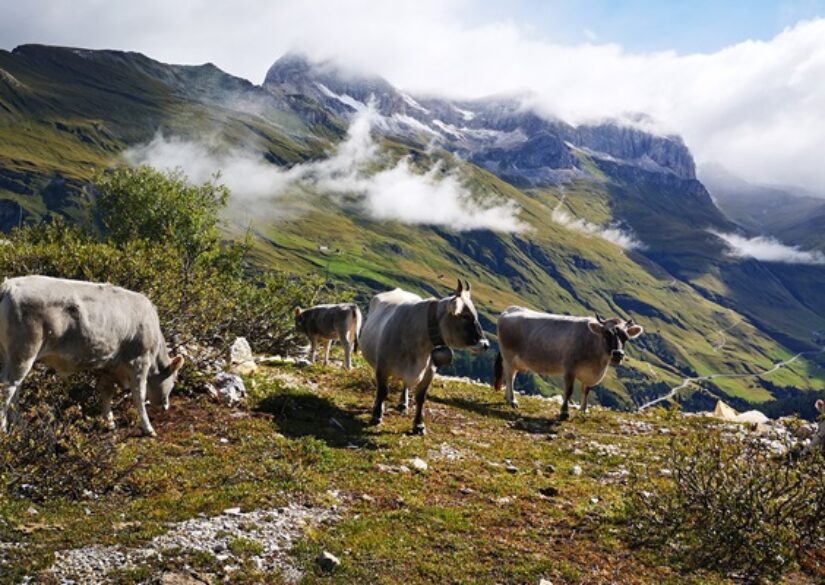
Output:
[
  {"xmin": 255, "ymin": 389, "xmax": 380, "ymax": 449},
  {"xmin": 429, "ymin": 394, "xmax": 564, "ymax": 436}
]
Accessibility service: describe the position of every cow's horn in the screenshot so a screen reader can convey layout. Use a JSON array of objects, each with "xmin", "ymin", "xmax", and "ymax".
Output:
[
  {"xmin": 464, "ymin": 279, "xmax": 471, "ymax": 292},
  {"xmin": 595, "ymin": 313, "xmax": 605, "ymax": 324},
  {"xmin": 455, "ymin": 278, "xmax": 463, "ymax": 295}
]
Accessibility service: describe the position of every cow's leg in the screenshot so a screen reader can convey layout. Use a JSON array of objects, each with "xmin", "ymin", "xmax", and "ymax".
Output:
[
  {"xmin": 370, "ymin": 369, "xmax": 390, "ymax": 425},
  {"xmin": 97, "ymin": 373, "xmax": 118, "ymax": 430},
  {"xmin": 581, "ymin": 385, "xmax": 591, "ymax": 414},
  {"xmin": 503, "ymin": 359, "xmax": 518, "ymax": 408},
  {"xmin": 129, "ymin": 361, "xmax": 156, "ymax": 437},
  {"xmin": 411, "ymin": 368, "xmax": 435, "ymax": 436},
  {"xmin": 0, "ymin": 356, "xmax": 35, "ymax": 434},
  {"xmin": 396, "ymin": 386, "xmax": 409, "ymax": 413},
  {"xmin": 309, "ymin": 338, "xmax": 317, "ymax": 363},
  {"xmin": 341, "ymin": 335, "xmax": 352, "ymax": 370},
  {"xmin": 323, "ymin": 340, "xmax": 333, "ymax": 365},
  {"xmin": 559, "ymin": 371, "xmax": 575, "ymax": 421}
]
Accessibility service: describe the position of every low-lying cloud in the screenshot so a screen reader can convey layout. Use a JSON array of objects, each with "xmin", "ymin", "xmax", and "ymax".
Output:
[
  {"xmin": 711, "ymin": 231, "xmax": 825, "ymax": 265},
  {"xmin": 551, "ymin": 200, "xmax": 643, "ymax": 250},
  {"xmin": 124, "ymin": 105, "xmax": 523, "ymax": 232}
]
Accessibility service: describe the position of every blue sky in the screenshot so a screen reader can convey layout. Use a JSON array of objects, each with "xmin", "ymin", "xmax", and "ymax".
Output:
[{"xmin": 466, "ymin": 0, "xmax": 825, "ymax": 53}]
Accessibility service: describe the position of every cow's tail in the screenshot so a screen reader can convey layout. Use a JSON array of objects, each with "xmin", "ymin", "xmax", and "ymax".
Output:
[
  {"xmin": 493, "ymin": 351, "xmax": 503, "ymax": 391},
  {"xmin": 352, "ymin": 305, "xmax": 362, "ymax": 354}
]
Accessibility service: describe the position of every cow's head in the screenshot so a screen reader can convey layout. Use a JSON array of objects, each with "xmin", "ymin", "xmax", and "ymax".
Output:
[
  {"xmin": 148, "ymin": 355, "xmax": 185, "ymax": 410},
  {"xmin": 439, "ymin": 279, "xmax": 490, "ymax": 352},
  {"xmin": 294, "ymin": 307, "xmax": 307, "ymax": 334},
  {"xmin": 588, "ymin": 315, "xmax": 643, "ymax": 366}
]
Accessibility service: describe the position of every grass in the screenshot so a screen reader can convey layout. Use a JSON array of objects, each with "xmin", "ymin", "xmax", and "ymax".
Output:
[{"xmin": 3, "ymin": 358, "xmax": 821, "ymax": 584}]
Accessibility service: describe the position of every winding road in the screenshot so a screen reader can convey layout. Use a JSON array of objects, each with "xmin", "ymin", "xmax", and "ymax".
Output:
[{"xmin": 639, "ymin": 347, "xmax": 825, "ymax": 411}]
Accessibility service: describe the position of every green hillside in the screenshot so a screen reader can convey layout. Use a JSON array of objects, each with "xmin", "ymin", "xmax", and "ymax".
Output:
[{"xmin": 0, "ymin": 44, "xmax": 822, "ymax": 412}]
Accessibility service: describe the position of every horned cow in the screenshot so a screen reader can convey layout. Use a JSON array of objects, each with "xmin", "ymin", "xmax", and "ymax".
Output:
[
  {"xmin": 360, "ymin": 280, "xmax": 489, "ymax": 435},
  {"xmin": 0, "ymin": 275, "xmax": 184, "ymax": 436},
  {"xmin": 494, "ymin": 307, "xmax": 643, "ymax": 419}
]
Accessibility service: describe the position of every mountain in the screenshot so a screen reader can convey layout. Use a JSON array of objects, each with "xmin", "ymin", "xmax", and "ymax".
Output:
[
  {"xmin": 1, "ymin": 45, "xmax": 823, "ymax": 413},
  {"xmin": 701, "ymin": 163, "xmax": 825, "ymax": 252}
]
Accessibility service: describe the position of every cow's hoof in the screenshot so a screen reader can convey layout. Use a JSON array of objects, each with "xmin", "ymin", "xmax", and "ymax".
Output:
[
  {"xmin": 369, "ymin": 416, "xmax": 383, "ymax": 426},
  {"xmin": 508, "ymin": 400, "xmax": 519, "ymax": 409},
  {"xmin": 141, "ymin": 428, "xmax": 157, "ymax": 437},
  {"xmin": 558, "ymin": 411, "xmax": 569, "ymax": 421},
  {"xmin": 395, "ymin": 403, "xmax": 409, "ymax": 414},
  {"xmin": 411, "ymin": 424, "xmax": 427, "ymax": 436}
]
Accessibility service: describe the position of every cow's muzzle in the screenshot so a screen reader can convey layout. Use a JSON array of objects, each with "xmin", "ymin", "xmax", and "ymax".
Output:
[
  {"xmin": 610, "ymin": 350, "xmax": 625, "ymax": 365},
  {"xmin": 471, "ymin": 339, "xmax": 490, "ymax": 353}
]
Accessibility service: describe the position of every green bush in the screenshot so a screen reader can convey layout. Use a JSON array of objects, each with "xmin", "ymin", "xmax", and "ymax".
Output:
[
  {"xmin": 0, "ymin": 166, "xmax": 345, "ymax": 500},
  {"xmin": 623, "ymin": 430, "xmax": 825, "ymax": 583}
]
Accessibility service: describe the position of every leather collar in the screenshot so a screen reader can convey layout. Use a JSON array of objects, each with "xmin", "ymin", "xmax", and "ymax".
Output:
[{"xmin": 427, "ymin": 300, "xmax": 446, "ymax": 347}]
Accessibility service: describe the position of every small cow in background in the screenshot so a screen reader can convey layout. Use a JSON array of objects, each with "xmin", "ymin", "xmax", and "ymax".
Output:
[
  {"xmin": 360, "ymin": 280, "xmax": 489, "ymax": 435},
  {"xmin": 0, "ymin": 275, "xmax": 184, "ymax": 436},
  {"xmin": 294, "ymin": 303, "xmax": 362, "ymax": 369},
  {"xmin": 495, "ymin": 308, "xmax": 643, "ymax": 419}
]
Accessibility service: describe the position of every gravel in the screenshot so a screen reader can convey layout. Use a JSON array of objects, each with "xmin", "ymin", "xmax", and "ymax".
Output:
[{"xmin": 44, "ymin": 502, "xmax": 338, "ymax": 584}]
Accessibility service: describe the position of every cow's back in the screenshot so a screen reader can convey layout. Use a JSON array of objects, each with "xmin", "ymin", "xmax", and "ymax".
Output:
[
  {"xmin": 361, "ymin": 289, "xmax": 425, "ymax": 371},
  {"xmin": 303, "ymin": 303, "xmax": 358, "ymax": 338},
  {"xmin": 0, "ymin": 276, "xmax": 163, "ymax": 370},
  {"xmin": 498, "ymin": 307, "xmax": 596, "ymax": 375}
]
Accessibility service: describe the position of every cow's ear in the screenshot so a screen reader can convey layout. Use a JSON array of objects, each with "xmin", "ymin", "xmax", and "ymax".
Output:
[
  {"xmin": 449, "ymin": 295, "xmax": 464, "ymax": 316},
  {"xmin": 626, "ymin": 324, "xmax": 644, "ymax": 339},
  {"xmin": 587, "ymin": 321, "xmax": 603, "ymax": 336},
  {"xmin": 170, "ymin": 355, "xmax": 185, "ymax": 373},
  {"xmin": 294, "ymin": 307, "xmax": 303, "ymax": 317}
]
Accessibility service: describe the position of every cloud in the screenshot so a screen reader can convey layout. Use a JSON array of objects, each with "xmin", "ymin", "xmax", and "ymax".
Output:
[
  {"xmin": 7, "ymin": 1, "xmax": 825, "ymax": 194},
  {"xmin": 551, "ymin": 199, "xmax": 643, "ymax": 250},
  {"xmin": 124, "ymin": 104, "xmax": 524, "ymax": 231},
  {"xmin": 711, "ymin": 231, "xmax": 825, "ymax": 265}
]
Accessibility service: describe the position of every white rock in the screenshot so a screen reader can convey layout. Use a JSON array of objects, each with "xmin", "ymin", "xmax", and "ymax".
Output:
[
  {"xmin": 570, "ymin": 465, "xmax": 583, "ymax": 476},
  {"xmin": 206, "ymin": 372, "xmax": 247, "ymax": 406},
  {"xmin": 409, "ymin": 457, "xmax": 428, "ymax": 473},
  {"xmin": 317, "ymin": 551, "xmax": 340, "ymax": 572},
  {"xmin": 229, "ymin": 337, "xmax": 253, "ymax": 364}
]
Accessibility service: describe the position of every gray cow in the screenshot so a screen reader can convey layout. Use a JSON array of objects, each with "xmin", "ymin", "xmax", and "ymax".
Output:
[
  {"xmin": 294, "ymin": 303, "xmax": 362, "ymax": 369},
  {"xmin": 495, "ymin": 307, "xmax": 643, "ymax": 419},
  {"xmin": 0, "ymin": 275, "xmax": 184, "ymax": 436},
  {"xmin": 360, "ymin": 280, "xmax": 489, "ymax": 435}
]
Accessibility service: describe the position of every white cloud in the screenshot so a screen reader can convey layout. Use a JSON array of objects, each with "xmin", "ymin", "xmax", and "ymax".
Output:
[
  {"xmin": 551, "ymin": 200, "xmax": 643, "ymax": 250},
  {"xmin": 711, "ymin": 231, "xmax": 825, "ymax": 265},
  {"xmin": 124, "ymin": 104, "xmax": 523, "ymax": 231},
  {"xmin": 6, "ymin": 1, "xmax": 825, "ymax": 194}
]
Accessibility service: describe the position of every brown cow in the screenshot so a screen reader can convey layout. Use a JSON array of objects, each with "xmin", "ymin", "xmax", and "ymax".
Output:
[{"xmin": 494, "ymin": 307, "xmax": 643, "ymax": 419}]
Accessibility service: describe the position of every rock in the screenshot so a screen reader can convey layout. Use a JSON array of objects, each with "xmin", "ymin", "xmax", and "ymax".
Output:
[
  {"xmin": 160, "ymin": 573, "xmax": 204, "ymax": 585},
  {"xmin": 539, "ymin": 579, "xmax": 554, "ymax": 585},
  {"xmin": 658, "ymin": 468, "xmax": 673, "ymax": 477},
  {"xmin": 409, "ymin": 457, "xmax": 428, "ymax": 473},
  {"xmin": 229, "ymin": 337, "xmax": 253, "ymax": 364},
  {"xmin": 505, "ymin": 464, "xmax": 518, "ymax": 474},
  {"xmin": 228, "ymin": 337, "xmax": 256, "ymax": 374},
  {"xmin": 205, "ymin": 372, "xmax": 247, "ymax": 406},
  {"xmin": 222, "ymin": 507, "xmax": 241, "ymax": 516},
  {"xmin": 317, "ymin": 551, "xmax": 340, "ymax": 572},
  {"xmin": 26, "ymin": 506, "xmax": 38, "ymax": 516},
  {"xmin": 538, "ymin": 486, "xmax": 559, "ymax": 498},
  {"xmin": 570, "ymin": 465, "xmax": 583, "ymax": 476}
]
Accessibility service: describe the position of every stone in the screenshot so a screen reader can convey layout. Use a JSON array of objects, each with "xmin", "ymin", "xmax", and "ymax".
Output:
[
  {"xmin": 317, "ymin": 551, "xmax": 340, "ymax": 572},
  {"xmin": 206, "ymin": 373, "xmax": 247, "ymax": 406},
  {"xmin": 570, "ymin": 465, "xmax": 583, "ymax": 476},
  {"xmin": 229, "ymin": 337, "xmax": 253, "ymax": 364},
  {"xmin": 538, "ymin": 486, "xmax": 559, "ymax": 498},
  {"xmin": 505, "ymin": 464, "xmax": 518, "ymax": 474},
  {"xmin": 409, "ymin": 458, "xmax": 428, "ymax": 473}
]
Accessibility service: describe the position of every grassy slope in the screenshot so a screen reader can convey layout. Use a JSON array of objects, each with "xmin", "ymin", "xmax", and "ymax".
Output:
[
  {"xmin": 1, "ymin": 361, "xmax": 821, "ymax": 584},
  {"xmin": 0, "ymin": 44, "xmax": 821, "ymax": 409},
  {"xmin": 243, "ymin": 146, "xmax": 823, "ymax": 407}
]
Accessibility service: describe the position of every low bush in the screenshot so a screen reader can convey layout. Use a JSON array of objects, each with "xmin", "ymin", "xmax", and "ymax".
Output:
[
  {"xmin": 623, "ymin": 429, "xmax": 825, "ymax": 583},
  {"xmin": 0, "ymin": 166, "xmax": 345, "ymax": 500}
]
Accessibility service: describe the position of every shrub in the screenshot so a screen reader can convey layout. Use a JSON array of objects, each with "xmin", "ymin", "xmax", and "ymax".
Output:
[
  {"xmin": 623, "ymin": 430, "xmax": 825, "ymax": 583},
  {"xmin": 0, "ymin": 166, "xmax": 345, "ymax": 500}
]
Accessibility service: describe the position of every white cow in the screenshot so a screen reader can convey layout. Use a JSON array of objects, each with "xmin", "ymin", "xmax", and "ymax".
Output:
[{"xmin": 0, "ymin": 275, "xmax": 184, "ymax": 436}]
